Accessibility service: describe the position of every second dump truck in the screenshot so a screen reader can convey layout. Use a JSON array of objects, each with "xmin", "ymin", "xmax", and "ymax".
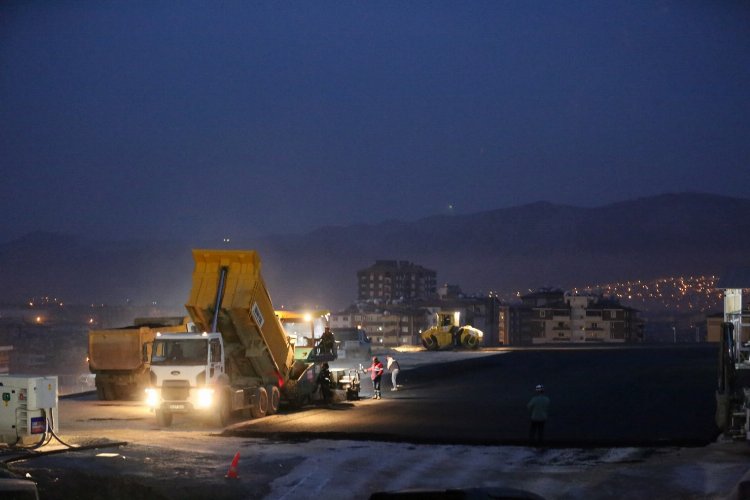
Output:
[
  {"xmin": 88, "ymin": 317, "xmax": 190, "ymax": 400},
  {"xmin": 145, "ymin": 249, "xmax": 331, "ymax": 426}
]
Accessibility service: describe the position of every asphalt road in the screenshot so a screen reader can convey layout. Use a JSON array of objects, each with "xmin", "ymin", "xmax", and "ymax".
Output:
[
  {"xmin": 229, "ymin": 345, "xmax": 720, "ymax": 447},
  {"xmin": 2, "ymin": 344, "xmax": 744, "ymax": 500}
]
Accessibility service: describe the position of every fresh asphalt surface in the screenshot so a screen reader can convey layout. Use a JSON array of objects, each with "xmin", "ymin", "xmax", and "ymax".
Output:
[
  {"xmin": 2, "ymin": 345, "xmax": 731, "ymax": 500},
  {"xmin": 228, "ymin": 345, "xmax": 720, "ymax": 447}
]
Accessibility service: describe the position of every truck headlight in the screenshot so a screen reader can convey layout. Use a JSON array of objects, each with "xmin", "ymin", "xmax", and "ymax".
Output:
[
  {"xmin": 145, "ymin": 388, "xmax": 158, "ymax": 408},
  {"xmin": 196, "ymin": 388, "xmax": 214, "ymax": 409}
]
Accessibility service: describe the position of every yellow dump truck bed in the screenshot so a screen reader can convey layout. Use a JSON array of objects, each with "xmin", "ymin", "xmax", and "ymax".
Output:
[
  {"xmin": 185, "ymin": 249, "xmax": 296, "ymax": 383},
  {"xmin": 89, "ymin": 318, "xmax": 189, "ymax": 371}
]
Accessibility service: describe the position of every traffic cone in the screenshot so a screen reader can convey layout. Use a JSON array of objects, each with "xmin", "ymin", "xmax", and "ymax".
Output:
[{"xmin": 225, "ymin": 451, "xmax": 240, "ymax": 479}]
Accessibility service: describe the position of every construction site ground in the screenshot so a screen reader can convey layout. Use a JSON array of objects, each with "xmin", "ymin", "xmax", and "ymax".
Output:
[{"xmin": 2, "ymin": 345, "xmax": 749, "ymax": 499}]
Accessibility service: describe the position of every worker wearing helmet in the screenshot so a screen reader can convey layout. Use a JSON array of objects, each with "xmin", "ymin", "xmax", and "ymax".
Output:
[
  {"xmin": 364, "ymin": 356, "xmax": 384, "ymax": 399},
  {"xmin": 527, "ymin": 384, "xmax": 550, "ymax": 445}
]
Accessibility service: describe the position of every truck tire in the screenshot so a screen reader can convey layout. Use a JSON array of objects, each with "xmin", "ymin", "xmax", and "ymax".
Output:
[
  {"xmin": 95, "ymin": 378, "xmax": 116, "ymax": 400},
  {"xmin": 265, "ymin": 385, "xmax": 280, "ymax": 415},
  {"xmin": 155, "ymin": 409, "xmax": 173, "ymax": 427},
  {"xmin": 209, "ymin": 390, "xmax": 232, "ymax": 427},
  {"xmin": 115, "ymin": 385, "xmax": 135, "ymax": 400},
  {"xmin": 102, "ymin": 381, "xmax": 117, "ymax": 400},
  {"xmin": 250, "ymin": 386, "xmax": 268, "ymax": 418},
  {"xmin": 95, "ymin": 378, "xmax": 106, "ymax": 400}
]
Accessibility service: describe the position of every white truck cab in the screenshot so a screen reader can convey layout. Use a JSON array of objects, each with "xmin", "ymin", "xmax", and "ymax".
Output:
[{"xmin": 145, "ymin": 332, "xmax": 227, "ymax": 426}]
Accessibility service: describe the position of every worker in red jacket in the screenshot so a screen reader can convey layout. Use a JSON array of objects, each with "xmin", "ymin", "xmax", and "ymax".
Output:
[{"xmin": 364, "ymin": 356, "xmax": 384, "ymax": 399}]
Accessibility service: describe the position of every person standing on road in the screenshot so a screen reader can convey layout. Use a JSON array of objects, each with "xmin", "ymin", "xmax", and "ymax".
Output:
[
  {"xmin": 527, "ymin": 384, "xmax": 550, "ymax": 445},
  {"xmin": 316, "ymin": 362, "xmax": 334, "ymax": 404},
  {"xmin": 364, "ymin": 356, "xmax": 384, "ymax": 399},
  {"xmin": 386, "ymin": 354, "xmax": 401, "ymax": 391}
]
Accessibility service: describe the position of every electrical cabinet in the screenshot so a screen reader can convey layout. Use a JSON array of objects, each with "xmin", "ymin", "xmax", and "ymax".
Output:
[{"xmin": 0, "ymin": 376, "xmax": 58, "ymax": 445}]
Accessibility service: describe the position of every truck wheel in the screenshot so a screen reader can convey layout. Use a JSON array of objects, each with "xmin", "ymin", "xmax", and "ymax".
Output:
[
  {"xmin": 250, "ymin": 386, "xmax": 268, "ymax": 418},
  {"xmin": 103, "ymin": 382, "xmax": 117, "ymax": 401},
  {"xmin": 96, "ymin": 378, "xmax": 116, "ymax": 400},
  {"xmin": 265, "ymin": 385, "xmax": 280, "ymax": 415},
  {"xmin": 210, "ymin": 391, "xmax": 232, "ymax": 427},
  {"xmin": 95, "ymin": 378, "xmax": 106, "ymax": 400},
  {"xmin": 155, "ymin": 409, "xmax": 173, "ymax": 427},
  {"xmin": 115, "ymin": 385, "xmax": 134, "ymax": 400}
]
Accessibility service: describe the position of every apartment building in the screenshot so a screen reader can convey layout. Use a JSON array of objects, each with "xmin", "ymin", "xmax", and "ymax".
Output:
[
  {"xmin": 521, "ymin": 289, "xmax": 642, "ymax": 344},
  {"xmin": 357, "ymin": 260, "xmax": 437, "ymax": 302}
]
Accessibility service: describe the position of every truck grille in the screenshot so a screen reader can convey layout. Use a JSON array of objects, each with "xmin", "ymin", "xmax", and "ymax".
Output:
[{"xmin": 162, "ymin": 380, "xmax": 190, "ymax": 401}]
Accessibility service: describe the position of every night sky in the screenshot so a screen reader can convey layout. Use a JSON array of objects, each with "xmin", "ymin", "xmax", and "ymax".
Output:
[{"xmin": 2, "ymin": 1, "xmax": 749, "ymax": 243}]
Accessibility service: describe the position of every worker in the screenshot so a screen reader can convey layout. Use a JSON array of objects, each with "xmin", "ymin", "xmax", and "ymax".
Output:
[
  {"xmin": 316, "ymin": 362, "xmax": 334, "ymax": 404},
  {"xmin": 318, "ymin": 326, "xmax": 336, "ymax": 356},
  {"xmin": 386, "ymin": 354, "xmax": 401, "ymax": 391},
  {"xmin": 364, "ymin": 356, "xmax": 384, "ymax": 399},
  {"xmin": 527, "ymin": 384, "xmax": 551, "ymax": 445}
]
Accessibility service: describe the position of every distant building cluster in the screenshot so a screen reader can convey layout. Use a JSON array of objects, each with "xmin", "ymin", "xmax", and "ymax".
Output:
[
  {"xmin": 574, "ymin": 275, "xmax": 723, "ymax": 314},
  {"xmin": 9, "ymin": 264, "xmax": 740, "ymax": 358},
  {"xmin": 335, "ymin": 262, "xmax": 645, "ymax": 347}
]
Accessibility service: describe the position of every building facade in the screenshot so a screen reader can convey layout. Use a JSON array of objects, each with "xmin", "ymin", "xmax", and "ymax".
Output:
[
  {"xmin": 357, "ymin": 260, "xmax": 437, "ymax": 302},
  {"xmin": 331, "ymin": 293, "xmax": 504, "ymax": 348},
  {"xmin": 520, "ymin": 289, "xmax": 642, "ymax": 344},
  {"xmin": 330, "ymin": 304, "xmax": 430, "ymax": 347}
]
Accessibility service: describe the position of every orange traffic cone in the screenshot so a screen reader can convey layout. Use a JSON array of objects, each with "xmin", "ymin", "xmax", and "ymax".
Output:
[{"xmin": 225, "ymin": 451, "xmax": 240, "ymax": 479}]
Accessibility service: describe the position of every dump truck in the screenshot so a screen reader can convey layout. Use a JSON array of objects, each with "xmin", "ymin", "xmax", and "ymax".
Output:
[
  {"xmin": 420, "ymin": 311, "xmax": 483, "ymax": 350},
  {"xmin": 88, "ymin": 317, "xmax": 191, "ymax": 400},
  {"xmin": 145, "ymin": 249, "xmax": 345, "ymax": 427}
]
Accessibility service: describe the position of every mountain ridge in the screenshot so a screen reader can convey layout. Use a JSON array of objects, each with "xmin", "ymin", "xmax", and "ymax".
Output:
[{"xmin": 1, "ymin": 192, "xmax": 749, "ymax": 311}]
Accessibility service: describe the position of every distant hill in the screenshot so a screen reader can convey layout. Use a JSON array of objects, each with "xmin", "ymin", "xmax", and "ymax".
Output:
[{"xmin": 1, "ymin": 192, "xmax": 749, "ymax": 311}]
